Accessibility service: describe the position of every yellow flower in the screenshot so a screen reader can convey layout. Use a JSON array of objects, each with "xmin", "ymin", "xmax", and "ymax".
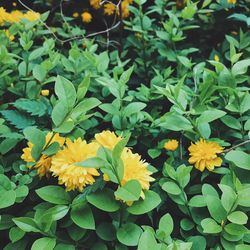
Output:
[
  {"xmin": 0, "ymin": 7, "xmax": 8, "ymax": 25},
  {"xmin": 121, "ymin": 149, "xmax": 154, "ymax": 192},
  {"xmin": 41, "ymin": 89, "xmax": 49, "ymax": 96},
  {"xmin": 23, "ymin": 11, "xmax": 40, "ymax": 22},
  {"xmin": 94, "ymin": 130, "xmax": 154, "ymax": 203},
  {"xmin": 89, "ymin": 0, "xmax": 101, "ymax": 9},
  {"xmin": 120, "ymin": 1, "xmax": 130, "ymax": 18},
  {"xmin": 188, "ymin": 139, "xmax": 223, "ymax": 172},
  {"xmin": 6, "ymin": 10, "xmax": 24, "ymax": 23},
  {"xmin": 81, "ymin": 11, "xmax": 92, "ymax": 23},
  {"xmin": 50, "ymin": 138, "xmax": 100, "ymax": 191},
  {"xmin": 228, "ymin": 0, "xmax": 236, "ymax": 4},
  {"xmin": 104, "ymin": 3, "xmax": 116, "ymax": 16},
  {"xmin": 4, "ymin": 30, "xmax": 14, "ymax": 41},
  {"xmin": 72, "ymin": 12, "xmax": 79, "ymax": 18},
  {"xmin": 94, "ymin": 130, "xmax": 122, "ymax": 150},
  {"xmin": 214, "ymin": 54, "xmax": 220, "ymax": 62},
  {"xmin": 12, "ymin": 2, "xmax": 17, "ymax": 7},
  {"xmin": 21, "ymin": 132, "xmax": 65, "ymax": 177},
  {"xmin": 164, "ymin": 139, "xmax": 179, "ymax": 151}
]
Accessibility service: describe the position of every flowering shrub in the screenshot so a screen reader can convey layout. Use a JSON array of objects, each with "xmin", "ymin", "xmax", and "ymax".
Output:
[{"xmin": 0, "ymin": 0, "xmax": 250, "ymax": 249}]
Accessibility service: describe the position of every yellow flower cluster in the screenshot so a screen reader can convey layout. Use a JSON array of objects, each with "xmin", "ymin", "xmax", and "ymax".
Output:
[
  {"xmin": 76, "ymin": 0, "xmax": 133, "ymax": 23},
  {"xmin": 21, "ymin": 130, "xmax": 154, "ymax": 204},
  {"xmin": 0, "ymin": 7, "xmax": 40, "ymax": 25}
]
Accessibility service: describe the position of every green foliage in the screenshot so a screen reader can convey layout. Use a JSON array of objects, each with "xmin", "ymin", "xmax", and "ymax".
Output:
[{"xmin": 0, "ymin": 0, "xmax": 250, "ymax": 249}]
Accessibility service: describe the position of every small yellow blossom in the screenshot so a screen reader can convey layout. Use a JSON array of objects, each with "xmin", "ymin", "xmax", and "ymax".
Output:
[
  {"xmin": 89, "ymin": 0, "xmax": 101, "ymax": 9},
  {"xmin": 72, "ymin": 12, "xmax": 79, "ymax": 18},
  {"xmin": 214, "ymin": 54, "xmax": 220, "ymax": 62},
  {"xmin": 188, "ymin": 139, "xmax": 223, "ymax": 172},
  {"xmin": 231, "ymin": 31, "xmax": 238, "ymax": 36},
  {"xmin": 0, "ymin": 7, "xmax": 8, "ymax": 25},
  {"xmin": 50, "ymin": 138, "xmax": 100, "ymax": 191},
  {"xmin": 12, "ymin": 2, "xmax": 17, "ymax": 7},
  {"xmin": 227, "ymin": 0, "xmax": 236, "ymax": 4},
  {"xmin": 120, "ymin": 1, "xmax": 130, "ymax": 18},
  {"xmin": 81, "ymin": 11, "xmax": 92, "ymax": 23},
  {"xmin": 164, "ymin": 140, "xmax": 179, "ymax": 151},
  {"xmin": 104, "ymin": 3, "xmax": 116, "ymax": 16},
  {"xmin": 23, "ymin": 11, "xmax": 40, "ymax": 22},
  {"xmin": 21, "ymin": 132, "xmax": 65, "ymax": 177},
  {"xmin": 4, "ymin": 30, "xmax": 14, "ymax": 41},
  {"xmin": 41, "ymin": 89, "xmax": 50, "ymax": 96}
]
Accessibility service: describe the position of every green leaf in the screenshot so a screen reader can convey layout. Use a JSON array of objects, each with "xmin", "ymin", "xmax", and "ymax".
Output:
[
  {"xmin": 96, "ymin": 222, "xmax": 116, "ymax": 241},
  {"xmin": 188, "ymin": 195, "xmax": 206, "ymax": 207},
  {"xmin": 70, "ymin": 97, "xmax": 101, "ymax": 120},
  {"xmin": 75, "ymin": 157, "xmax": 110, "ymax": 168},
  {"xmin": 127, "ymin": 191, "xmax": 161, "ymax": 215},
  {"xmin": 162, "ymin": 181, "xmax": 182, "ymax": 195},
  {"xmin": 31, "ymin": 237, "xmax": 56, "ymax": 250},
  {"xmin": 232, "ymin": 59, "xmax": 250, "ymax": 76},
  {"xmin": 13, "ymin": 99, "xmax": 48, "ymax": 117},
  {"xmin": 218, "ymin": 184, "xmax": 237, "ymax": 212},
  {"xmin": 115, "ymin": 180, "xmax": 142, "ymax": 202},
  {"xmin": 70, "ymin": 203, "xmax": 95, "ymax": 230},
  {"xmin": 221, "ymin": 115, "xmax": 241, "ymax": 130},
  {"xmin": 123, "ymin": 102, "xmax": 146, "ymax": 117},
  {"xmin": 225, "ymin": 150, "xmax": 250, "ymax": 170},
  {"xmin": 159, "ymin": 213, "xmax": 174, "ymax": 236},
  {"xmin": 23, "ymin": 126, "xmax": 45, "ymax": 160},
  {"xmin": 159, "ymin": 113, "xmax": 193, "ymax": 131},
  {"xmin": 201, "ymin": 218, "xmax": 222, "ymax": 234},
  {"xmin": 13, "ymin": 217, "xmax": 40, "ymax": 233},
  {"xmin": 54, "ymin": 243, "xmax": 75, "ymax": 250},
  {"xmin": 117, "ymin": 223, "xmax": 143, "ymax": 246},
  {"xmin": 224, "ymin": 223, "xmax": 248, "ymax": 236},
  {"xmin": 138, "ymin": 230, "xmax": 161, "ymax": 250},
  {"xmin": 33, "ymin": 64, "xmax": 47, "ymax": 82},
  {"xmin": 1, "ymin": 110, "xmax": 35, "ymax": 129},
  {"xmin": 51, "ymin": 101, "xmax": 69, "ymax": 127},
  {"xmin": 227, "ymin": 211, "xmax": 248, "ymax": 225},
  {"xmin": 197, "ymin": 109, "xmax": 226, "ymax": 124},
  {"xmin": 87, "ymin": 188, "xmax": 120, "ymax": 212},
  {"xmin": 42, "ymin": 142, "xmax": 60, "ymax": 156},
  {"xmin": 205, "ymin": 195, "xmax": 227, "ymax": 223},
  {"xmin": 188, "ymin": 236, "xmax": 206, "ymax": 250},
  {"xmin": 39, "ymin": 205, "xmax": 69, "ymax": 231},
  {"xmin": 0, "ymin": 190, "xmax": 16, "ymax": 209},
  {"xmin": 9, "ymin": 227, "xmax": 25, "ymax": 243},
  {"xmin": 36, "ymin": 186, "xmax": 71, "ymax": 205},
  {"xmin": 76, "ymin": 73, "xmax": 91, "ymax": 101},
  {"xmin": 55, "ymin": 75, "xmax": 76, "ymax": 109},
  {"xmin": 237, "ymin": 188, "xmax": 250, "ymax": 207}
]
